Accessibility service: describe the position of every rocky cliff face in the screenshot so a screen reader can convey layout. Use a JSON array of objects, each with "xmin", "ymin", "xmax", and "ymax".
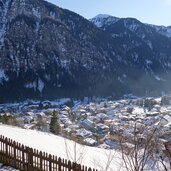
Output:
[{"xmin": 0, "ymin": 0, "xmax": 171, "ymax": 102}]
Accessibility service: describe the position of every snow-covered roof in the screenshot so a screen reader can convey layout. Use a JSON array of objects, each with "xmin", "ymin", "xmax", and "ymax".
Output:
[
  {"xmin": 83, "ymin": 138, "xmax": 97, "ymax": 145},
  {"xmin": 76, "ymin": 128, "xmax": 93, "ymax": 138}
]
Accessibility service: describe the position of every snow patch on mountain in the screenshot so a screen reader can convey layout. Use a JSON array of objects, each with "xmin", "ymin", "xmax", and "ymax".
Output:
[
  {"xmin": 45, "ymin": 74, "xmax": 51, "ymax": 81},
  {"xmin": 38, "ymin": 78, "xmax": 44, "ymax": 92},
  {"xmin": 123, "ymin": 19, "xmax": 140, "ymax": 32},
  {"xmin": 94, "ymin": 14, "xmax": 111, "ymax": 19},
  {"xmin": 146, "ymin": 60, "xmax": 153, "ymax": 65},
  {"xmin": 25, "ymin": 81, "xmax": 37, "ymax": 91},
  {"xmin": 90, "ymin": 14, "xmax": 119, "ymax": 28},
  {"xmin": 166, "ymin": 27, "xmax": 171, "ymax": 37},
  {"xmin": 154, "ymin": 75, "xmax": 165, "ymax": 81},
  {"xmin": 32, "ymin": 7, "xmax": 41, "ymax": 19},
  {"xmin": 0, "ymin": 69, "xmax": 9, "ymax": 84},
  {"xmin": 146, "ymin": 40, "xmax": 153, "ymax": 49},
  {"xmin": 61, "ymin": 59, "xmax": 70, "ymax": 68},
  {"xmin": 25, "ymin": 79, "xmax": 44, "ymax": 92},
  {"xmin": 155, "ymin": 75, "xmax": 161, "ymax": 81},
  {"xmin": 50, "ymin": 11, "xmax": 56, "ymax": 18}
]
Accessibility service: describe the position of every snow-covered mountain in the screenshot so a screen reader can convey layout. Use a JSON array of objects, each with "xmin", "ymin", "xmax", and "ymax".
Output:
[
  {"xmin": 89, "ymin": 14, "xmax": 119, "ymax": 28},
  {"xmin": 149, "ymin": 25, "xmax": 171, "ymax": 38},
  {"xmin": 1, "ymin": 1, "xmax": 171, "ymax": 102},
  {"xmin": 0, "ymin": 0, "xmax": 120, "ymax": 101},
  {"xmin": 90, "ymin": 14, "xmax": 171, "ymax": 38}
]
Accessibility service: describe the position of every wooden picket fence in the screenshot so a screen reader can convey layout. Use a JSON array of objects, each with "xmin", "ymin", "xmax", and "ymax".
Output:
[{"xmin": 0, "ymin": 135, "xmax": 97, "ymax": 171}]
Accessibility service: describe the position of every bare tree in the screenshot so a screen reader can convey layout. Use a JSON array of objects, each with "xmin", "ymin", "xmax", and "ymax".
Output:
[
  {"xmin": 164, "ymin": 142, "xmax": 171, "ymax": 169},
  {"xmin": 118, "ymin": 123, "xmax": 163, "ymax": 171},
  {"xmin": 63, "ymin": 136, "xmax": 87, "ymax": 164},
  {"xmin": 156, "ymin": 141, "xmax": 171, "ymax": 171},
  {"xmin": 36, "ymin": 115, "xmax": 48, "ymax": 131},
  {"xmin": 92, "ymin": 150, "xmax": 118, "ymax": 171}
]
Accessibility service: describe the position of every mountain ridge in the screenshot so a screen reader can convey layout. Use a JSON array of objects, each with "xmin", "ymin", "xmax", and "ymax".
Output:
[
  {"xmin": 0, "ymin": 0, "xmax": 171, "ymax": 102},
  {"xmin": 90, "ymin": 14, "xmax": 171, "ymax": 38}
]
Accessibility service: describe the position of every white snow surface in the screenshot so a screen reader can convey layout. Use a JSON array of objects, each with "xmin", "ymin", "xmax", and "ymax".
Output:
[
  {"xmin": 0, "ymin": 124, "xmax": 125, "ymax": 171},
  {"xmin": 0, "ymin": 124, "xmax": 164, "ymax": 171}
]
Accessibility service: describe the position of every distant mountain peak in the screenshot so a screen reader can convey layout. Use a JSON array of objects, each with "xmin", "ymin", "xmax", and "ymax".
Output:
[
  {"xmin": 90, "ymin": 14, "xmax": 171, "ymax": 38},
  {"xmin": 90, "ymin": 14, "xmax": 119, "ymax": 28},
  {"xmin": 93, "ymin": 14, "xmax": 112, "ymax": 19},
  {"xmin": 148, "ymin": 24, "xmax": 171, "ymax": 38}
]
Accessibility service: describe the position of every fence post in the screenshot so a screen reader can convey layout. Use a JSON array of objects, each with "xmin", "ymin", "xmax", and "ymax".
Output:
[
  {"xmin": 13, "ymin": 141, "xmax": 16, "ymax": 168},
  {"xmin": 68, "ymin": 160, "xmax": 71, "ymax": 171},
  {"xmin": 73, "ymin": 162, "xmax": 77, "ymax": 171},
  {"xmin": 39, "ymin": 151, "xmax": 43, "ymax": 170},
  {"xmin": 5, "ymin": 138, "xmax": 8, "ymax": 165},
  {"xmin": 0, "ymin": 137, "xmax": 4, "ymax": 163},
  {"xmin": 58, "ymin": 157, "xmax": 62, "ymax": 171},
  {"xmin": 88, "ymin": 167, "xmax": 92, "ymax": 171},
  {"xmin": 49, "ymin": 154, "xmax": 52, "ymax": 171},
  {"xmin": 77, "ymin": 164, "xmax": 81, "ymax": 171},
  {"xmin": 26, "ymin": 147, "xmax": 29, "ymax": 171},
  {"xmin": 22, "ymin": 145, "xmax": 25, "ymax": 170},
  {"xmin": 27, "ymin": 147, "xmax": 33, "ymax": 171}
]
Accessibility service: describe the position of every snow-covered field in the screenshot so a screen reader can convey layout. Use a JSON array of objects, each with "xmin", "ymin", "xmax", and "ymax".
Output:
[
  {"xmin": 0, "ymin": 124, "xmax": 164, "ymax": 171},
  {"xmin": 0, "ymin": 124, "xmax": 124, "ymax": 171}
]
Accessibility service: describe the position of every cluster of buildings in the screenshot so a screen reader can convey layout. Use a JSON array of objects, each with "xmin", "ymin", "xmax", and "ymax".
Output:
[{"xmin": 0, "ymin": 96, "xmax": 171, "ymax": 150}]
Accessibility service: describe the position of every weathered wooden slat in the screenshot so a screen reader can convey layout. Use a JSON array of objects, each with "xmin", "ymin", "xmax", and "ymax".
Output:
[{"xmin": 0, "ymin": 135, "xmax": 97, "ymax": 171}]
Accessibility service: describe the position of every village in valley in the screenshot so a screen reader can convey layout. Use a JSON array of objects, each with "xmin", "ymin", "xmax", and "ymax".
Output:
[{"xmin": 0, "ymin": 95, "xmax": 171, "ymax": 153}]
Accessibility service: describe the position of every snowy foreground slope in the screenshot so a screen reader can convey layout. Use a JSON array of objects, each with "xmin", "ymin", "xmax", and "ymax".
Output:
[
  {"xmin": 0, "ymin": 124, "xmax": 124, "ymax": 171},
  {"xmin": 0, "ymin": 124, "xmax": 163, "ymax": 171}
]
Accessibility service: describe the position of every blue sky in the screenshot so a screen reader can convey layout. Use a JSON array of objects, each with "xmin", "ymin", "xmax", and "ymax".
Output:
[{"xmin": 47, "ymin": 0, "xmax": 171, "ymax": 26}]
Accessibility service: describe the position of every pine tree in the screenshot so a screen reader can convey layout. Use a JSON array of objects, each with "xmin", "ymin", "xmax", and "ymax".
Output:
[
  {"xmin": 49, "ymin": 110, "xmax": 61, "ymax": 135},
  {"xmin": 144, "ymin": 98, "xmax": 155, "ymax": 111}
]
